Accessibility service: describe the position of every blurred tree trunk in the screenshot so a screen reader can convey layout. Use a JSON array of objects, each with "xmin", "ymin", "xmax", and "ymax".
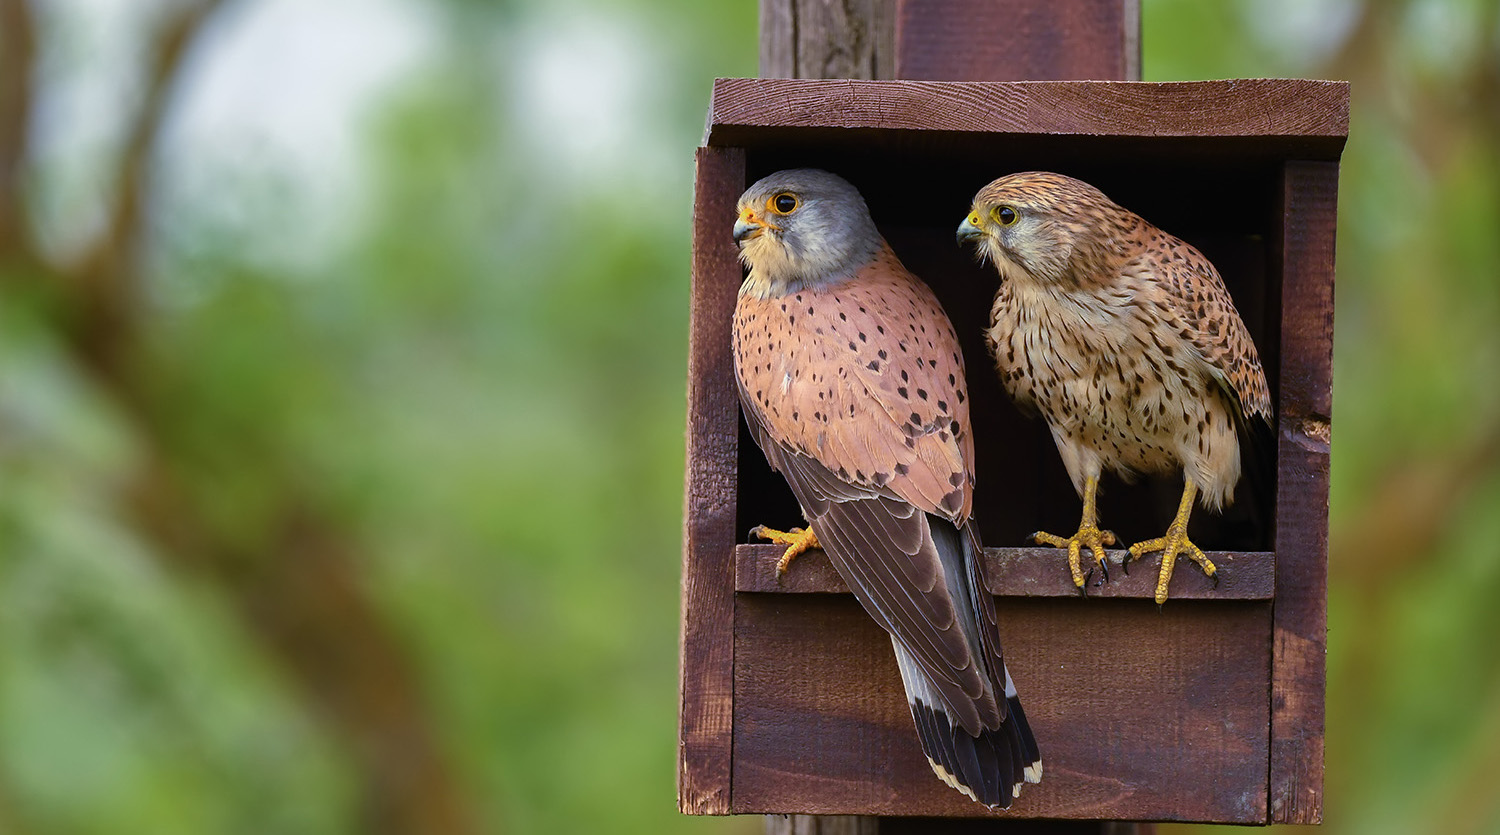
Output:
[{"xmin": 0, "ymin": 2, "xmax": 480, "ymax": 832}]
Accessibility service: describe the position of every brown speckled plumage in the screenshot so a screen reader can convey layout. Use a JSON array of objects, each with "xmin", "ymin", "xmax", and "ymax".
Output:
[
  {"xmin": 959, "ymin": 171, "xmax": 1271, "ymax": 602},
  {"xmin": 733, "ymin": 169, "xmax": 1039, "ymax": 808}
]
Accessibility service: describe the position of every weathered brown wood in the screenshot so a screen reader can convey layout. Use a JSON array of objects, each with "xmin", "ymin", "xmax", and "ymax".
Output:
[
  {"xmin": 758, "ymin": 0, "xmax": 794, "ymax": 80},
  {"xmin": 1266, "ymin": 161, "xmax": 1335, "ymax": 825},
  {"xmin": 896, "ymin": 0, "xmax": 1140, "ymax": 82},
  {"xmin": 732, "ymin": 595, "xmax": 1272, "ymax": 820},
  {"xmin": 679, "ymin": 146, "xmax": 747, "ymax": 815},
  {"xmin": 760, "ymin": 0, "xmax": 898, "ymax": 80},
  {"xmin": 735, "ymin": 544, "xmax": 1275, "ymax": 600},
  {"xmin": 707, "ymin": 78, "xmax": 1350, "ymax": 157}
]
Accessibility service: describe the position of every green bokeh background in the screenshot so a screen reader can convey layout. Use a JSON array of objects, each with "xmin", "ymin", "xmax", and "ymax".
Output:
[{"xmin": 0, "ymin": 1, "xmax": 1496, "ymax": 833}]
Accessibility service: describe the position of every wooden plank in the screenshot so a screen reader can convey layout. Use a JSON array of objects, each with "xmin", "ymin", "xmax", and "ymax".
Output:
[
  {"xmin": 734, "ymin": 545, "xmax": 1275, "ymax": 600},
  {"xmin": 896, "ymin": 0, "xmax": 1139, "ymax": 82},
  {"xmin": 679, "ymin": 145, "xmax": 746, "ymax": 815},
  {"xmin": 732, "ymin": 595, "xmax": 1271, "ymax": 821},
  {"xmin": 1266, "ymin": 161, "xmax": 1335, "ymax": 825},
  {"xmin": 706, "ymin": 78, "xmax": 1350, "ymax": 155},
  {"xmin": 760, "ymin": 0, "xmax": 897, "ymax": 81}
]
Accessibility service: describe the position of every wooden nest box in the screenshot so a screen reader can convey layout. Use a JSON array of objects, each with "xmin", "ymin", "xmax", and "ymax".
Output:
[{"xmin": 681, "ymin": 78, "xmax": 1347, "ymax": 824}]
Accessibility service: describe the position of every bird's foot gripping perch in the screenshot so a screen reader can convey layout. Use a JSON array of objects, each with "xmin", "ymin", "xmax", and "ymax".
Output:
[
  {"xmin": 1126, "ymin": 526, "xmax": 1217, "ymax": 606},
  {"xmin": 750, "ymin": 525, "xmax": 821, "ymax": 578},
  {"xmin": 1032, "ymin": 524, "xmax": 1117, "ymax": 593},
  {"xmin": 1124, "ymin": 479, "xmax": 1218, "ymax": 605}
]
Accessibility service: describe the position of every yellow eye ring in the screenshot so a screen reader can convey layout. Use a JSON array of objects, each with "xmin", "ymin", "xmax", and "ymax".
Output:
[
  {"xmin": 992, "ymin": 205, "xmax": 1018, "ymax": 226},
  {"xmin": 768, "ymin": 192, "xmax": 800, "ymax": 215}
]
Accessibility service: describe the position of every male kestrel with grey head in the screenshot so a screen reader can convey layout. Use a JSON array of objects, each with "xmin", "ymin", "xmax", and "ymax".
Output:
[
  {"xmin": 732, "ymin": 169, "xmax": 1041, "ymax": 808},
  {"xmin": 957, "ymin": 172, "xmax": 1272, "ymax": 605}
]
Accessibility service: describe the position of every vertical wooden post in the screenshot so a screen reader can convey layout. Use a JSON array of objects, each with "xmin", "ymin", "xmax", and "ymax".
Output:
[
  {"xmin": 680, "ymin": 146, "xmax": 747, "ymax": 815},
  {"xmin": 1267, "ymin": 161, "xmax": 1335, "ymax": 825},
  {"xmin": 895, "ymin": 0, "xmax": 1141, "ymax": 81},
  {"xmin": 760, "ymin": 0, "xmax": 897, "ymax": 80},
  {"xmin": 759, "ymin": 1, "xmax": 1148, "ymax": 832}
]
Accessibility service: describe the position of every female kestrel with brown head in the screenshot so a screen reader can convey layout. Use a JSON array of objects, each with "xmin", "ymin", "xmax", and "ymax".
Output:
[
  {"xmin": 732, "ymin": 168, "xmax": 1041, "ymax": 808},
  {"xmin": 957, "ymin": 172, "xmax": 1272, "ymax": 606}
]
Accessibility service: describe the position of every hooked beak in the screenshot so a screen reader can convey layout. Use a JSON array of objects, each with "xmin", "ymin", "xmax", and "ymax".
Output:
[
  {"xmin": 956, "ymin": 212, "xmax": 985, "ymax": 247},
  {"xmin": 734, "ymin": 208, "xmax": 766, "ymax": 243}
]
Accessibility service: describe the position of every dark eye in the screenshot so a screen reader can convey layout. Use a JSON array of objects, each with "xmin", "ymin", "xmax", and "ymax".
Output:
[
  {"xmin": 994, "ymin": 205, "xmax": 1018, "ymax": 226},
  {"xmin": 770, "ymin": 193, "xmax": 799, "ymax": 214}
]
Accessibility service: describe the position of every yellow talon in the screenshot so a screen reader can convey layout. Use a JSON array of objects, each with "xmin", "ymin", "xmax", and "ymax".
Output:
[
  {"xmin": 1124, "ymin": 479, "xmax": 1217, "ymax": 605},
  {"xmin": 1033, "ymin": 524, "xmax": 1116, "ymax": 589},
  {"xmin": 750, "ymin": 524, "xmax": 821, "ymax": 578},
  {"xmin": 1031, "ymin": 474, "xmax": 1116, "ymax": 590}
]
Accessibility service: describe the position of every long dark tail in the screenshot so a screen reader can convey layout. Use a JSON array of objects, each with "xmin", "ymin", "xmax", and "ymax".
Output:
[
  {"xmin": 890, "ymin": 519, "xmax": 1042, "ymax": 809},
  {"xmin": 892, "ymin": 643, "xmax": 1041, "ymax": 808}
]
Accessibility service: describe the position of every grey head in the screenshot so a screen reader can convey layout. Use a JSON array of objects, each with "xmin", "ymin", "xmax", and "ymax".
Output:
[{"xmin": 734, "ymin": 168, "xmax": 882, "ymax": 298}]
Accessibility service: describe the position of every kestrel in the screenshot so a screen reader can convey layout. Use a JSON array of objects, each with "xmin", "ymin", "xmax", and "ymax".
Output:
[
  {"xmin": 732, "ymin": 169, "xmax": 1041, "ymax": 808},
  {"xmin": 957, "ymin": 172, "xmax": 1271, "ymax": 605}
]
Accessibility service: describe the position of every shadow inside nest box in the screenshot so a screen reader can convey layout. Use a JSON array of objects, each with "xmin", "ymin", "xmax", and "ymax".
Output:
[{"xmin": 734, "ymin": 147, "xmax": 1280, "ymax": 555}]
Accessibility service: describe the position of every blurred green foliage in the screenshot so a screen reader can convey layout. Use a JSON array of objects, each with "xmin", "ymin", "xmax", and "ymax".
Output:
[{"xmin": 0, "ymin": 1, "xmax": 1496, "ymax": 834}]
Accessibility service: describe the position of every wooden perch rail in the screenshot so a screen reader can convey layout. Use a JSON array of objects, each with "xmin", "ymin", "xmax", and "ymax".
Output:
[
  {"xmin": 735, "ymin": 545, "xmax": 1275, "ymax": 600},
  {"xmin": 732, "ymin": 591, "xmax": 1274, "ymax": 820}
]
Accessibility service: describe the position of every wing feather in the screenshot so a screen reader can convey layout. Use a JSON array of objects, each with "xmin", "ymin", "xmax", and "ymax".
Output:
[
  {"xmin": 1149, "ymin": 241, "xmax": 1273, "ymax": 422},
  {"xmin": 753, "ymin": 428, "xmax": 983, "ymax": 711}
]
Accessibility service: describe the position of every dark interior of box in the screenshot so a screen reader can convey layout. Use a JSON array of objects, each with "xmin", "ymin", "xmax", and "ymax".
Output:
[{"xmin": 732, "ymin": 131, "xmax": 1282, "ymax": 554}]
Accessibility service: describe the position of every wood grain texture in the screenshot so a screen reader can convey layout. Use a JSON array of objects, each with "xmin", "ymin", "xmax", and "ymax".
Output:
[
  {"xmin": 896, "ymin": 0, "xmax": 1140, "ymax": 82},
  {"xmin": 707, "ymin": 78, "xmax": 1349, "ymax": 156},
  {"xmin": 680, "ymin": 146, "xmax": 747, "ymax": 815},
  {"xmin": 732, "ymin": 595, "xmax": 1271, "ymax": 820},
  {"xmin": 760, "ymin": 0, "xmax": 898, "ymax": 80},
  {"xmin": 734, "ymin": 545, "xmax": 1274, "ymax": 600},
  {"xmin": 759, "ymin": 0, "xmax": 795, "ymax": 81},
  {"xmin": 1266, "ymin": 161, "xmax": 1335, "ymax": 825}
]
